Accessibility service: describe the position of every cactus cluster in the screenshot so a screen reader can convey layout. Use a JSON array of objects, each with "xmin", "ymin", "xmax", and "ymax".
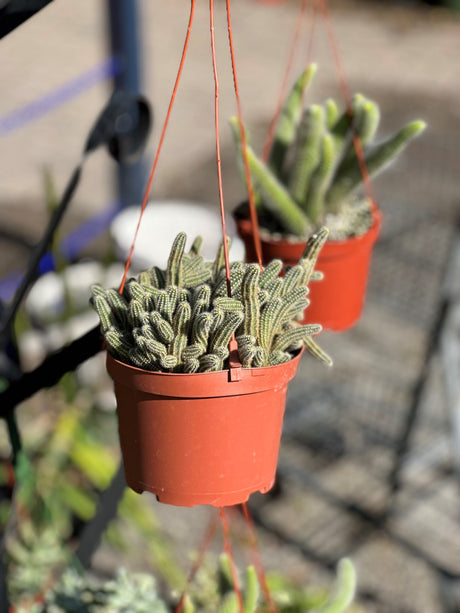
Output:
[
  {"xmin": 185, "ymin": 554, "xmax": 357, "ymax": 613},
  {"xmin": 16, "ymin": 568, "xmax": 168, "ymax": 613},
  {"xmin": 15, "ymin": 556, "xmax": 356, "ymax": 613},
  {"xmin": 91, "ymin": 231, "xmax": 332, "ymax": 373},
  {"xmin": 231, "ymin": 64, "xmax": 426, "ymax": 239}
]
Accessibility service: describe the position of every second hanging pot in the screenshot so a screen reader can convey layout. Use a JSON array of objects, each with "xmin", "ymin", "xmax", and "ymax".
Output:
[{"xmin": 234, "ymin": 204, "xmax": 382, "ymax": 331}]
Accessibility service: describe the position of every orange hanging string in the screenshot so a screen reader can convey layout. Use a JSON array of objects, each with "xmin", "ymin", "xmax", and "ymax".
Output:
[
  {"xmin": 242, "ymin": 503, "xmax": 277, "ymax": 613},
  {"xmin": 305, "ymin": 0, "xmax": 319, "ymax": 74},
  {"xmin": 174, "ymin": 511, "xmax": 220, "ymax": 613},
  {"xmin": 318, "ymin": 0, "xmax": 377, "ymax": 206},
  {"xmin": 220, "ymin": 507, "xmax": 245, "ymax": 613},
  {"xmin": 262, "ymin": 0, "xmax": 310, "ymax": 162},
  {"xmin": 226, "ymin": 0, "xmax": 263, "ymax": 271},
  {"xmin": 118, "ymin": 0, "xmax": 196, "ymax": 294},
  {"xmin": 210, "ymin": 0, "xmax": 232, "ymax": 297}
]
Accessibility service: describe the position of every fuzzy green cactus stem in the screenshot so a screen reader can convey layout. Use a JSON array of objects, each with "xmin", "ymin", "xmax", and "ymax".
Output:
[
  {"xmin": 91, "ymin": 231, "xmax": 331, "ymax": 373},
  {"xmin": 230, "ymin": 65, "xmax": 426, "ymax": 237},
  {"xmin": 268, "ymin": 63, "xmax": 317, "ymax": 173}
]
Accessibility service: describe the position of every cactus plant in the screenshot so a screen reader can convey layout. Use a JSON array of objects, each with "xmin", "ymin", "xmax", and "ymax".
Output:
[
  {"xmin": 15, "ymin": 568, "xmax": 169, "ymax": 613},
  {"xmin": 14, "ymin": 556, "xmax": 357, "ymax": 613},
  {"xmin": 231, "ymin": 64, "xmax": 426, "ymax": 239},
  {"xmin": 185, "ymin": 554, "xmax": 358, "ymax": 613},
  {"xmin": 91, "ymin": 231, "xmax": 332, "ymax": 372}
]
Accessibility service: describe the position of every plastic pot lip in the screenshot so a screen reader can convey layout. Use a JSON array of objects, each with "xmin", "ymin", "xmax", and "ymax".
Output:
[
  {"xmin": 106, "ymin": 347, "xmax": 303, "ymax": 398},
  {"xmin": 233, "ymin": 200, "xmax": 382, "ymax": 257}
]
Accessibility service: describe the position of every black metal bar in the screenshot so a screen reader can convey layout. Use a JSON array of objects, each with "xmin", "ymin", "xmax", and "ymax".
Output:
[
  {"xmin": 0, "ymin": 165, "xmax": 82, "ymax": 344},
  {"xmin": 0, "ymin": 0, "xmax": 55, "ymax": 39},
  {"xmin": 0, "ymin": 550, "xmax": 9, "ymax": 612},
  {"xmin": 107, "ymin": 0, "xmax": 147, "ymax": 208},
  {"xmin": 386, "ymin": 297, "xmax": 450, "ymax": 502},
  {"xmin": 0, "ymin": 326, "xmax": 102, "ymax": 418},
  {"xmin": 75, "ymin": 461, "xmax": 126, "ymax": 569}
]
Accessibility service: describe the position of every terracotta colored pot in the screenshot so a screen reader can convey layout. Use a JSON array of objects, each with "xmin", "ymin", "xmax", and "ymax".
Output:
[
  {"xmin": 107, "ymin": 350, "xmax": 302, "ymax": 507},
  {"xmin": 234, "ymin": 205, "xmax": 382, "ymax": 331}
]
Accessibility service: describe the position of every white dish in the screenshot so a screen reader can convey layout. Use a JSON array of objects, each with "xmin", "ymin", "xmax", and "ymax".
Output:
[{"xmin": 110, "ymin": 200, "xmax": 245, "ymax": 271}]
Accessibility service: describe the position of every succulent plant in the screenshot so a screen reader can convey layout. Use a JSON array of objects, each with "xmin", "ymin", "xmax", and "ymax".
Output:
[
  {"xmin": 91, "ymin": 231, "xmax": 332, "ymax": 372},
  {"xmin": 230, "ymin": 64, "xmax": 426, "ymax": 239},
  {"xmin": 13, "ymin": 555, "xmax": 356, "ymax": 613},
  {"xmin": 15, "ymin": 568, "xmax": 168, "ymax": 613},
  {"xmin": 184, "ymin": 554, "xmax": 357, "ymax": 613}
]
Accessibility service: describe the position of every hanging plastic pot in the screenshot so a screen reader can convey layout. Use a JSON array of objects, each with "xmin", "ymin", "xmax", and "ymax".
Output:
[
  {"xmin": 234, "ymin": 204, "xmax": 382, "ymax": 331},
  {"xmin": 107, "ymin": 349, "xmax": 302, "ymax": 507}
]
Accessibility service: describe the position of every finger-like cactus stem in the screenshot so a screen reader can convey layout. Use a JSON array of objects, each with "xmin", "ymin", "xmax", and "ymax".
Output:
[
  {"xmin": 125, "ymin": 280, "xmax": 146, "ymax": 303},
  {"xmin": 211, "ymin": 307, "xmax": 225, "ymax": 333},
  {"xmin": 192, "ymin": 285, "xmax": 211, "ymax": 316},
  {"xmin": 189, "ymin": 236, "xmax": 203, "ymax": 256},
  {"xmin": 212, "ymin": 238, "xmax": 231, "ymax": 281},
  {"xmin": 210, "ymin": 312, "xmax": 244, "ymax": 353},
  {"xmin": 166, "ymin": 231, "xmax": 186, "ymax": 287},
  {"xmin": 325, "ymin": 98, "xmax": 339, "ymax": 128},
  {"xmin": 268, "ymin": 64, "xmax": 317, "ymax": 174},
  {"xmin": 318, "ymin": 558, "xmax": 356, "ymax": 613},
  {"xmin": 353, "ymin": 95, "xmax": 380, "ymax": 146},
  {"xmin": 183, "ymin": 255, "xmax": 212, "ymax": 287},
  {"xmin": 150, "ymin": 312, "xmax": 174, "ymax": 344},
  {"xmin": 272, "ymin": 324, "xmax": 321, "ymax": 352},
  {"xmin": 268, "ymin": 350, "xmax": 292, "ymax": 366},
  {"xmin": 289, "ymin": 104, "xmax": 324, "ymax": 206},
  {"xmin": 253, "ymin": 347, "xmax": 268, "ymax": 368},
  {"xmin": 182, "ymin": 343, "xmax": 206, "ymax": 361},
  {"xmin": 169, "ymin": 301, "xmax": 191, "ymax": 368},
  {"xmin": 183, "ymin": 357, "xmax": 200, "ymax": 373},
  {"xmin": 300, "ymin": 227, "xmax": 329, "ymax": 283},
  {"xmin": 128, "ymin": 299, "xmax": 148, "ymax": 328},
  {"xmin": 93, "ymin": 295, "xmax": 115, "ymax": 333},
  {"xmin": 282, "ymin": 265, "xmax": 307, "ymax": 294},
  {"xmin": 304, "ymin": 336, "xmax": 333, "ymax": 366},
  {"xmin": 155, "ymin": 291, "xmax": 171, "ymax": 322},
  {"xmin": 240, "ymin": 142, "xmax": 313, "ymax": 237},
  {"xmin": 148, "ymin": 266, "xmax": 165, "ymax": 289},
  {"xmin": 326, "ymin": 120, "xmax": 426, "ymax": 212},
  {"xmin": 241, "ymin": 264, "xmax": 260, "ymax": 337},
  {"xmin": 213, "ymin": 297, "xmax": 244, "ymax": 312},
  {"xmin": 243, "ymin": 565, "xmax": 259, "ymax": 613},
  {"xmin": 159, "ymin": 354, "xmax": 178, "ymax": 370},
  {"xmin": 259, "ymin": 260, "xmax": 283, "ymax": 288},
  {"xmin": 137, "ymin": 271, "xmax": 152, "ymax": 286},
  {"xmin": 105, "ymin": 327, "xmax": 132, "ymax": 360},
  {"xmin": 304, "ymin": 133, "xmax": 337, "ymax": 225},
  {"xmin": 265, "ymin": 278, "xmax": 284, "ymax": 300},
  {"xmin": 236, "ymin": 334, "xmax": 258, "ymax": 368},
  {"xmin": 199, "ymin": 353, "xmax": 223, "ymax": 373},
  {"xmin": 167, "ymin": 286, "xmax": 179, "ymax": 314},
  {"xmin": 191, "ymin": 312, "xmax": 214, "ymax": 347}
]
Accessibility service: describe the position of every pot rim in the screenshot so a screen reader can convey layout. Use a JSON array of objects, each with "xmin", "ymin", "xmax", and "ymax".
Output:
[
  {"xmin": 106, "ymin": 347, "xmax": 303, "ymax": 398},
  {"xmin": 234, "ymin": 200, "xmax": 382, "ymax": 251}
]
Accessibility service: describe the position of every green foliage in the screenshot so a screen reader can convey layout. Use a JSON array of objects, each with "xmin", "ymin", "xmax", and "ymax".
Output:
[
  {"xmin": 186, "ymin": 554, "xmax": 358, "ymax": 613},
  {"xmin": 4, "ymin": 386, "xmax": 186, "ymax": 607},
  {"xmin": 91, "ymin": 232, "xmax": 332, "ymax": 372},
  {"xmin": 16, "ymin": 568, "xmax": 168, "ymax": 613},
  {"xmin": 231, "ymin": 65, "xmax": 426, "ymax": 237}
]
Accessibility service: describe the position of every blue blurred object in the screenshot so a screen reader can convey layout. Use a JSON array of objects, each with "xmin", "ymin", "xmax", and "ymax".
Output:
[
  {"xmin": 0, "ymin": 202, "xmax": 120, "ymax": 301},
  {"xmin": 0, "ymin": 58, "xmax": 121, "ymax": 137}
]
